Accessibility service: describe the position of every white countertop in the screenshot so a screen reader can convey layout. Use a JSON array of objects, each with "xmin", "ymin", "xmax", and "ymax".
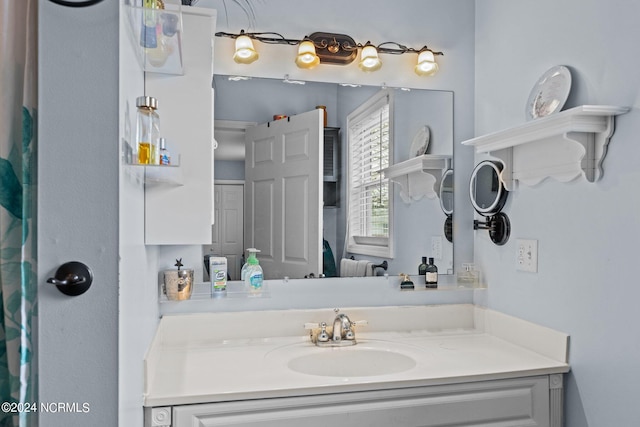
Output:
[{"xmin": 144, "ymin": 304, "xmax": 569, "ymax": 407}]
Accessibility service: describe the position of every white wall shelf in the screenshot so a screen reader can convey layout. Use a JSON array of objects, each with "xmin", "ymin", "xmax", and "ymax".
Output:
[
  {"xmin": 383, "ymin": 154, "xmax": 452, "ymax": 203},
  {"xmin": 462, "ymin": 105, "xmax": 629, "ymax": 190}
]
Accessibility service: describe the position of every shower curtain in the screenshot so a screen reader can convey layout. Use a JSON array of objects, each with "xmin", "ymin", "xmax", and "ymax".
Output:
[{"xmin": 0, "ymin": 0, "xmax": 38, "ymax": 426}]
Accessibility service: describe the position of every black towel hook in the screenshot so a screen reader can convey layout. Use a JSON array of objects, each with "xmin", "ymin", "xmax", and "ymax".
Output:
[{"xmin": 47, "ymin": 261, "xmax": 94, "ymax": 296}]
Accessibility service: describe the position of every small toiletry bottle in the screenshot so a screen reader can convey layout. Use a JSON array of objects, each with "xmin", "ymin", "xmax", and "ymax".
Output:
[
  {"xmin": 425, "ymin": 257, "xmax": 438, "ymax": 288},
  {"xmin": 159, "ymin": 137, "xmax": 171, "ymax": 165},
  {"xmin": 457, "ymin": 263, "xmax": 480, "ymax": 287},
  {"xmin": 135, "ymin": 96, "xmax": 160, "ymax": 165},
  {"xmin": 140, "ymin": 0, "xmax": 158, "ymax": 48},
  {"xmin": 244, "ymin": 248, "xmax": 263, "ymax": 291},
  {"xmin": 418, "ymin": 256, "xmax": 428, "ymax": 276},
  {"xmin": 399, "ymin": 273, "xmax": 414, "ymax": 290},
  {"xmin": 210, "ymin": 256, "xmax": 227, "ymax": 297}
]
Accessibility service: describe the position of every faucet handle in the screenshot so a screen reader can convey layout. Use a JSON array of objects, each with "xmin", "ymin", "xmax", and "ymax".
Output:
[{"xmin": 318, "ymin": 322, "xmax": 330, "ymax": 342}]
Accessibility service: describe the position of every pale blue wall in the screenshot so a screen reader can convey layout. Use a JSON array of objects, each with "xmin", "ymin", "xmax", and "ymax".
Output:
[{"xmin": 474, "ymin": 1, "xmax": 640, "ymax": 425}]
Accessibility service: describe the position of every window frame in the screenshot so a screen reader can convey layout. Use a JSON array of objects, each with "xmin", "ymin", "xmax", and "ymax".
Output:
[{"xmin": 345, "ymin": 89, "xmax": 394, "ymax": 258}]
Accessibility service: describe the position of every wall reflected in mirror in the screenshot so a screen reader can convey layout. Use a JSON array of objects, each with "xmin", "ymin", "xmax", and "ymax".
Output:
[{"xmin": 206, "ymin": 74, "xmax": 453, "ymax": 282}]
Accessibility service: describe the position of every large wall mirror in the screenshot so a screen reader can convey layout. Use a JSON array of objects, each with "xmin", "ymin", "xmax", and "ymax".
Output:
[{"xmin": 205, "ymin": 74, "xmax": 453, "ymax": 282}]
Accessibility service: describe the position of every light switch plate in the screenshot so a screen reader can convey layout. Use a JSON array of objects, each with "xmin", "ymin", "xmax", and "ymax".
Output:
[
  {"xmin": 431, "ymin": 236, "xmax": 443, "ymax": 260},
  {"xmin": 516, "ymin": 239, "xmax": 538, "ymax": 273}
]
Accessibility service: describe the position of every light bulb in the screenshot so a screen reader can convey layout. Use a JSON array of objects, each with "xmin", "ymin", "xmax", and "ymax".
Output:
[
  {"xmin": 295, "ymin": 40, "xmax": 320, "ymax": 69},
  {"xmin": 358, "ymin": 45, "xmax": 382, "ymax": 72},
  {"xmin": 415, "ymin": 49, "xmax": 439, "ymax": 76},
  {"xmin": 233, "ymin": 35, "xmax": 259, "ymax": 64}
]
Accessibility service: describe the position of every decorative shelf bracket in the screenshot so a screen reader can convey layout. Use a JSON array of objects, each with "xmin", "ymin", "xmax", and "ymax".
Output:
[
  {"xmin": 462, "ymin": 105, "xmax": 629, "ymax": 191},
  {"xmin": 383, "ymin": 155, "xmax": 452, "ymax": 203}
]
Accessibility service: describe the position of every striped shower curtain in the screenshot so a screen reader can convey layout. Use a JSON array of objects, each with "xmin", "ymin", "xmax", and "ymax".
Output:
[{"xmin": 0, "ymin": 1, "xmax": 38, "ymax": 426}]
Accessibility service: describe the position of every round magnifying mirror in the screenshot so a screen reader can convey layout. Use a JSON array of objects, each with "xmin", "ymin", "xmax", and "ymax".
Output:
[
  {"xmin": 469, "ymin": 160, "xmax": 508, "ymax": 216},
  {"xmin": 439, "ymin": 169, "xmax": 454, "ymax": 215}
]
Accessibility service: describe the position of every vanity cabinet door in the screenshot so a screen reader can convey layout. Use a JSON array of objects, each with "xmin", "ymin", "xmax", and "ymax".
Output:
[
  {"xmin": 144, "ymin": 8, "xmax": 216, "ymax": 245},
  {"xmin": 172, "ymin": 376, "xmax": 551, "ymax": 427}
]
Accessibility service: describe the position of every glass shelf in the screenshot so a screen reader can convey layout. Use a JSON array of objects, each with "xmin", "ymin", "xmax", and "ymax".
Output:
[
  {"xmin": 125, "ymin": 155, "xmax": 182, "ymax": 185},
  {"xmin": 125, "ymin": 0, "xmax": 184, "ymax": 75},
  {"xmin": 160, "ymin": 281, "xmax": 271, "ymax": 303}
]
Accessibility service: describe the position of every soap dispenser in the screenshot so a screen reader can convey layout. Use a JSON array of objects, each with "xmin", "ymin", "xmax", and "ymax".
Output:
[{"xmin": 244, "ymin": 248, "xmax": 263, "ymax": 292}]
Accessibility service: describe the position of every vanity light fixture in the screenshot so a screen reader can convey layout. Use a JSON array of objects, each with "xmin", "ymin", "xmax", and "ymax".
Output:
[
  {"xmin": 358, "ymin": 42, "xmax": 382, "ymax": 72},
  {"xmin": 233, "ymin": 31, "xmax": 259, "ymax": 64},
  {"xmin": 415, "ymin": 48, "xmax": 439, "ymax": 76},
  {"xmin": 216, "ymin": 30, "xmax": 443, "ymax": 76},
  {"xmin": 295, "ymin": 39, "xmax": 321, "ymax": 69}
]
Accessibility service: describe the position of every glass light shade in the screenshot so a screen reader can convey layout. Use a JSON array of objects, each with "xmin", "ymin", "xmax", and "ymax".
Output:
[
  {"xmin": 295, "ymin": 40, "xmax": 320, "ymax": 69},
  {"xmin": 233, "ymin": 35, "xmax": 259, "ymax": 64},
  {"xmin": 358, "ymin": 45, "xmax": 382, "ymax": 72},
  {"xmin": 415, "ymin": 50, "xmax": 439, "ymax": 76}
]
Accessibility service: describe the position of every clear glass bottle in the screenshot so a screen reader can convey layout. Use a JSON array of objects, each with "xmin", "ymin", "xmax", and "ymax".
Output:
[
  {"xmin": 425, "ymin": 257, "xmax": 438, "ymax": 288},
  {"xmin": 135, "ymin": 96, "xmax": 160, "ymax": 165}
]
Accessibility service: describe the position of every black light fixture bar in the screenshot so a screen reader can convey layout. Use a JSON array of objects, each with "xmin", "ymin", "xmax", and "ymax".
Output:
[
  {"xmin": 215, "ymin": 30, "xmax": 443, "ymax": 59},
  {"xmin": 215, "ymin": 29, "xmax": 443, "ymax": 74}
]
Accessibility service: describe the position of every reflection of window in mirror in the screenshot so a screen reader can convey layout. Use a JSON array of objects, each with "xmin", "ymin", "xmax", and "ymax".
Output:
[{"xmin": 346, "ymin": 90, "xmax": 394, "ymax": 258}]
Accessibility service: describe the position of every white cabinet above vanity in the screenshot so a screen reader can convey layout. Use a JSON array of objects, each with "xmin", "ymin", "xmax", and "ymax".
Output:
[
  {"xmin": 130, "ymin": 7, "xmax": 216, "ymax": 245},
  {"xmin": 144, "ymin": 8, "xmax": 216, "ymax": 245},
  {"xmin": 462, "ymin": 105, "xmax": 629, "ymax": 190},
  {"xmin": 143, "ymin": 305, "xmax": 569, "ymax": 427}
]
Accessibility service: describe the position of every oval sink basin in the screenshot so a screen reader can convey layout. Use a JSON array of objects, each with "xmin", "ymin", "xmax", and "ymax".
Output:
[{"xmin": 287, "ymin": 347, "xmax": 417, "ymax": 377}]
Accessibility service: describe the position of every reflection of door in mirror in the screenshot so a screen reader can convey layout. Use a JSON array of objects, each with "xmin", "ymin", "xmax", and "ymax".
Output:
[
  {"xmin": 204, "ymin": 183, "xmax": 244, "ymax": 281},
  {"xmin": 244, "ymin": 109, "xmax": 324, "ymax": 279}
]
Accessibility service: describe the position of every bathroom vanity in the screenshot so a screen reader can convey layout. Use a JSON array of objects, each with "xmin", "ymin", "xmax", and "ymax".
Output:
[{"xmin": 143, "ymin": 304, "xmax": 569, "ymax": 427}]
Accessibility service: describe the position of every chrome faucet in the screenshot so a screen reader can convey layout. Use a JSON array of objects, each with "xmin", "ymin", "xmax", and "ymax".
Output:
[
  {"xmin": 304, "ymin": 309, "xmax": 366, "ymax": 347},
  {"xmin": 332, "ymin": 311, "xmax": 354, "ymax": 342}
]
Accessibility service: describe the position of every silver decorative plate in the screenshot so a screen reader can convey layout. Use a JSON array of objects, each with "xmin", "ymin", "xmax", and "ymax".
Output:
[{"xmin": 525, "ymin": 65, "xmax": 572, "ymax": 120}]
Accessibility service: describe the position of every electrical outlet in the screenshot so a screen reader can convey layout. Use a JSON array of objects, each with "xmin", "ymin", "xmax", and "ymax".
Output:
[
  {"xmin": 516, "ymin": 239, "xmax": 538, "ymax": 273},
  {"xmin": 431, "ymin": 236, "xmax": 443, "ymax": 260}
]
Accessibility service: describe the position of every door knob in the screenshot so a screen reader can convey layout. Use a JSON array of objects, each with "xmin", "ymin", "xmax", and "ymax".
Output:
[{"xmin": 46, "ymin": 261, "xmax": 93, "ymax": 296}]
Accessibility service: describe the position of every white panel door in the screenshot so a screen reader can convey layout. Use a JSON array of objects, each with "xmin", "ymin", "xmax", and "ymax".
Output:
[
  {"xmin": 245, "ymin": 110, "xmax": 323, "ymax": 279},
  {"xmin": 208, "ymin": 184, "xmax": 244, "ymax": 280}
]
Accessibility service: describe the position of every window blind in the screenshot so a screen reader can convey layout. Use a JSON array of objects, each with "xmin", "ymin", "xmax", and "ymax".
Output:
[{"xmin": 347, "ymin": 93, "xmax": 391, "ymax": 243}]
